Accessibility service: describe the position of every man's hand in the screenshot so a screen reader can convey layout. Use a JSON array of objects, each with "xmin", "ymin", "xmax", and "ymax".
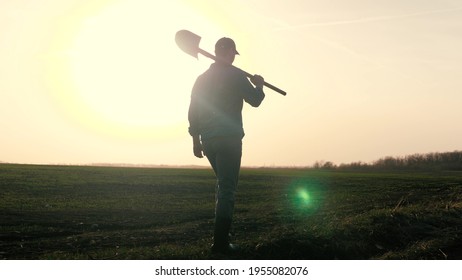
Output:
[
  {"xmin": 192, "ymin": 136, "xmax": 204, "ymax": 158},
  {"xmin": 250, "ymin": 74, "xmax": 264, "ymax": 88},
  {"xmin": 193, "ymin": 143, "xmax": 204, "ymax": 158}
]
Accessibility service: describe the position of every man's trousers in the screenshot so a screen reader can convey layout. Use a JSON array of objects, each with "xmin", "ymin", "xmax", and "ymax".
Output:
[{"xmin": 202, "ymin": 136, "xmax": 242, "ymax": 221}]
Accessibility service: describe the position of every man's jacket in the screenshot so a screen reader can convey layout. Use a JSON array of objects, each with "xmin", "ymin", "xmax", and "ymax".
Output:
[{"xmin": 188, "ymin": 62, "xmax": 265, "ymax": 141}]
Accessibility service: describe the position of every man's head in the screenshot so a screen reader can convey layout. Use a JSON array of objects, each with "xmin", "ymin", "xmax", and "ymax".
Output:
[{"xmin": 215, "ymin": 37, "xmax": 239, "ymax": 64}]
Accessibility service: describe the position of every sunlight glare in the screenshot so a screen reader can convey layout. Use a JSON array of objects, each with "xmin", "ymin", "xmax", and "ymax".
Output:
[
  {"xmin": 69, "ymin": 1, "xmax": 190, "ymax": 128},
  {"xmin": 48, "ymin": 0, "xmax": 227, "ymax": 140}
]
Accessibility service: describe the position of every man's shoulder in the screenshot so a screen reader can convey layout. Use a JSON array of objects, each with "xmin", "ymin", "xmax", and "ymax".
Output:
[
  {"xmin": 210, "ymin": 63, "xmax": 247, "ymax": 79},
  {"xmin": 196, "ymin": 63, "xmax": 246, "ymax": 86},
  {"xmin": 196, "ymin": 64, "xmax": 216, "ymax": 79}
]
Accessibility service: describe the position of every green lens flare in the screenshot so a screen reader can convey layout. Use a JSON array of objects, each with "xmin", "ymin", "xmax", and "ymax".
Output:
[
  {"xmin": 296, "ymin": 188, "xmax": 311, "ymax": 207},
  {"xmin": 296, "ymin": 188, "xmax": 311, "ymax": 206},
  {"xmin": 287, "ymin": 179, "xmax": 324, "ymax": 213}
]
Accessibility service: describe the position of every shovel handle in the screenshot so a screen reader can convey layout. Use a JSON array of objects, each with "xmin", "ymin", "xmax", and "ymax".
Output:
[
  {"xmin": 241, "ymin": 70, "xmax": 287, "ymax": 96},
  {"xmin": 265, "ymin": 82, "xmax": 287, "ymax": 96},
  {"xmin": 198, "ymin": 49, "xmax": 287, "ymax": 96}
]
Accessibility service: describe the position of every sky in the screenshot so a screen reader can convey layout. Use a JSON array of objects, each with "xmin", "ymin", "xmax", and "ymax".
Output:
[{"xmin": 1, "ymin": 0, "xmax": 462, "ymax": 167}]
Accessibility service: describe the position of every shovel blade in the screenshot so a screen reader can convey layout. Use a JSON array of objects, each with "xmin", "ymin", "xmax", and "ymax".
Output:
[{"xmin": 175, "ymin": 30, "xmax": 202, "ymax": 58}]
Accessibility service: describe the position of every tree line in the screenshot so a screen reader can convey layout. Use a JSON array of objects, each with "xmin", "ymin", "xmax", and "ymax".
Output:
[{"xmin": 313, "ymin": 151, "xmax": 462, "ymax": 171}]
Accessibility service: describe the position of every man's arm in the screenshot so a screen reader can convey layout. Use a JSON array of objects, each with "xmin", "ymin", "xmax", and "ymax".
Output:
[
  {"xmin": 192, "ymin": 135, "xmax": 203, "ymax": 158},
  {"xmin": 188, "ymin": 77, "xmax": 204, "ymax": 158},
  {"xmin": 243, "ymin": 74, "xmax": 265, "ymax": 107}
]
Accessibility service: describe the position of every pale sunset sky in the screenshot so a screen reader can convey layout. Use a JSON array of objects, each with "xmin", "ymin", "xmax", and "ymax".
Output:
[{"xmin": 1, "ymin": 0, "xmax": 461, "ymax": 167}]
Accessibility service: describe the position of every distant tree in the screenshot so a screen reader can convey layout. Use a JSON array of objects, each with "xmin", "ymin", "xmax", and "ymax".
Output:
[
  {"xmin": 322, "ymin": 161, "xmax": 335, "ymax": 169},
  {"xmin": 313, "ymin": 161, "xmax": 324, "ymax": 169}
]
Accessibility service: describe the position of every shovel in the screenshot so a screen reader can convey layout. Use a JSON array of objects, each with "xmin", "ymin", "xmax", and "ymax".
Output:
[{"xmin": 175, "ymin": 30, "xmax": 287, "ymax": 96}]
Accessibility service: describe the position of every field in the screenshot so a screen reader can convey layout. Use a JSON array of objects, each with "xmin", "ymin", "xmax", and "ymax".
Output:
[{"xmin": 1, "ymin": 163, "xmax": 461, "ymax": 260}]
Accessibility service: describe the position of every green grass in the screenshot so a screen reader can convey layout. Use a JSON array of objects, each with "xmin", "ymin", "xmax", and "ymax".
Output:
[{"xmin": 1, "ymin": 164, "xmax": 461, "ymax": 259}]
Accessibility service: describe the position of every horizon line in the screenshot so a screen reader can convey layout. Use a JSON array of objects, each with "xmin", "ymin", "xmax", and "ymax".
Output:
[{"xmin": 2, "ymin": 149, "xmax": 461, "ymax": 169}]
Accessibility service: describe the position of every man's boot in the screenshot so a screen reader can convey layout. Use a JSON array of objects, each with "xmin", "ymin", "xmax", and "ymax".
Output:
[{"xmin": 211, "ymin": 217, "xmax": 239, "ymax": 255}]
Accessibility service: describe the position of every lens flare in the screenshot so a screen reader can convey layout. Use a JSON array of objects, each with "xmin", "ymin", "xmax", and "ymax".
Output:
[
  {"xmin": 297, "ymin": 188, "xmax": 311, "ymax": 206},
  {"xmin": 287, "ymin": 179, "xmax": 324, "ymax": 213}
]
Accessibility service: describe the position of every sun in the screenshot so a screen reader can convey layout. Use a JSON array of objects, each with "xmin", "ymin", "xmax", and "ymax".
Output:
[
  {"xmin": 45, "ymin": 0, "xmax": 228, "ymax": 140},
  {"xmin": 70, "ymin": 1, "xmax": 185, "ymax": 128}
]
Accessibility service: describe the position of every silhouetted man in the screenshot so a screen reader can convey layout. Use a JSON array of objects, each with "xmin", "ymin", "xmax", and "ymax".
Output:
[{"xmin": 188, "ymin": 37, "xmax": 265, "ymax": 255}]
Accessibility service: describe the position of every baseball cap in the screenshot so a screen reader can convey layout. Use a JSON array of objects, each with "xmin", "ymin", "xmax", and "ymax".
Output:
[{"xmin": 215, "ymin": 37, "xmax": 239, "ymax": 55}]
